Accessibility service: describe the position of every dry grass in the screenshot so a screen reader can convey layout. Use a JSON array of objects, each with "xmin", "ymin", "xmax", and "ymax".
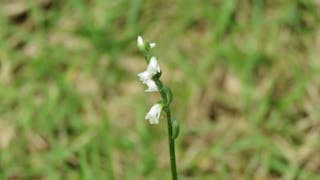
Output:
[{"xmin": 0, "ymin": 0, "xmax": 320, "ymax": 179}]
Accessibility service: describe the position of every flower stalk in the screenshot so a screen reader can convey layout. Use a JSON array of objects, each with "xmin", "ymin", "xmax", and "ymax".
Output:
[{"xmin": 137, "ymin": 36, "xmax": 179, "ymax": 180}]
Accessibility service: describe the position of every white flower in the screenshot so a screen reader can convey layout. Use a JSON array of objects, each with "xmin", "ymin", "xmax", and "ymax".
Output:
[
  {"xmin": 145, "ymin": 103, "xmax": 162, "ymax": 124},
  {"xmin": 149, "ymin": 42, "xmax": 156, "ymax": 48},
  {"xmin": 147, "ymin": 57, "xmax": 161, "ymax": 74},
  {"xmin": 137, "ymin": 36, "xmax": 144, "ymax": 50},
  {"xmin": 137, "ymin": 71, "xmax": 150, "ymax": 83},
  {"xmin": 144, "ymin": 80, "xmax": 158, "ymax": 92},
  {"xmin": 137, "ymin": 57, "xmax": 161, "ymax": 92},
  {"xmin": 137, "ymin": 57, "xmax": 160, "ymax": 82}
]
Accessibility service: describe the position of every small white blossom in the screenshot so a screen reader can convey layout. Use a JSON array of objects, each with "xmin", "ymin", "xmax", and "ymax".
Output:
[
  {"xmin": 145, "ymin": 103, "xmax": 162, "ymax": 124},
  {"xmin": 137, "ymin": 36, "xmax": 144, "ymax": 48},
  {"xmin": 137, "ymin": 56, "xmax": 160, "ymax": 83},
  {"xmin": 149, "ymin": 42, "xmax": 156, "ymax": 48},
  {"xmin": 144, "ymin": 80, "xmax": 158, "ymax": 92},
  {"xmin": 137, "ymin": 71, "xmax": 150, "ymax": 83},
  {"xmin": 147, "ymin": 57, "xmax": 160, "ymax": 74},
  {"xmin": 137, "ymin": 57, "xmax": 161, "ymax": 92}
]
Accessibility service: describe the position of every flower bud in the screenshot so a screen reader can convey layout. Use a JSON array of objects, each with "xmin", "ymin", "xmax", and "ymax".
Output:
[{"xmin": 137, "ymin": 36, "xmax": 146, "ymax": 51}]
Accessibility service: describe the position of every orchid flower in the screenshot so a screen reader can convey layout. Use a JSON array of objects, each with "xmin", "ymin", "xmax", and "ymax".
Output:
[
  {"xmin": 138, "ymin": 57, "xmax": 160, "ymax": 82},
  {"xmin": 137, "ymin": 56, "xmax": 161, "ymax": 92},
  {"xmin": 136, "ymin": 35, "xmax": 178, "ymax": 179},
  {"xmin": 145, "ymin": 103, "xmax": 162, "ymax": 124},
  {"xmin": 144, "ymin": 80, "xmax": 158, "ymax": 92}
]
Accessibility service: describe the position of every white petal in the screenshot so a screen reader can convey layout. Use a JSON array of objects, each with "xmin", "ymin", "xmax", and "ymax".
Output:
[
  {"xmin": 144, "ymin": 80, "xmax": 158, "ymax": 92},
  {"xmin": 137, "ymin": 71, "xmax": 151, "ymax": 83},
  {"xmin": 145, "ymin": 104, "xmax": 162, "ymax": 124},
  {"xmin": 147, "ymin": 57, "xmax": 161, "ymax": 75},
  {"xmin": 149, "ymin": 42, "xmax": 156, "ymax": 48}
]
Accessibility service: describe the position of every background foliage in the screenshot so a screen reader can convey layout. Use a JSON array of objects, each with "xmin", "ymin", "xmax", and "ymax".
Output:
[{"xmin": 0, "ymin": 0, "xmax": 320, "ymax": 179}]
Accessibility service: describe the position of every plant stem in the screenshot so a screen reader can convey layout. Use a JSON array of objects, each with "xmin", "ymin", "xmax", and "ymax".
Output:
[
  {"xmin": 164, "ymin": 107, "xmax": 178, "ymax": 180},
  {"xmin": 140, "ymin": 39, "xmax": 178, "ymax": 179},
  {"xmin": 154, "ymin": 79, "xmax": 178, "ymax": 180}
]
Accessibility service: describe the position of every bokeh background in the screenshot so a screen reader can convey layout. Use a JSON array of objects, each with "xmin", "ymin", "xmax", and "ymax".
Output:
[{"xmin": 1, "ymin": 0, "xmax": 320, "ymax": 179}]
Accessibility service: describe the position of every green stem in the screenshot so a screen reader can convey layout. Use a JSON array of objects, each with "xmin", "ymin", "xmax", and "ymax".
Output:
[
  {"xmin": 142, "ymin": 47, "xmax": 177, "ymax": 179},
  {"xmin": 164, "ymin": 107, "xmax": 178, "ymax": 180},
  {"xmin": 154, "ymin": 79, "xmax": 178, "ymax": 180}
]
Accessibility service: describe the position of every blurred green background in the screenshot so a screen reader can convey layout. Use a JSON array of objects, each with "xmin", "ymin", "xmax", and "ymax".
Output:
[{"xmin": 0, "ymin": 0, "xmax": 320, "ymax": 179}]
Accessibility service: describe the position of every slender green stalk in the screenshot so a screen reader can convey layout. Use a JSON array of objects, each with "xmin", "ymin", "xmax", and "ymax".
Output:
[
  {"xmin": 137, "ymin": 36, "xmax": 178, "ymax": 179},
  {"xmin": 154, "ymin": 79, "xmax": 178, "ymax": 180},
  {"xmin": 164, "ymin": 108, "xmax": 178, "ymax": 180}
]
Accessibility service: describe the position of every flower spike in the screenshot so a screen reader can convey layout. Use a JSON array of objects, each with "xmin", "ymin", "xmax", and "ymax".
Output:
[{"xmin": 136, "ymin": 35, "xmax": 178, "ymax": 179}]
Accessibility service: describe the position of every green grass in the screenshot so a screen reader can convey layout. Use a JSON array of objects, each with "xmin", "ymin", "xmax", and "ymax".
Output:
[{"xmin": 0, "ymin": 0, "xmax": 320, "ymax": 179}]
